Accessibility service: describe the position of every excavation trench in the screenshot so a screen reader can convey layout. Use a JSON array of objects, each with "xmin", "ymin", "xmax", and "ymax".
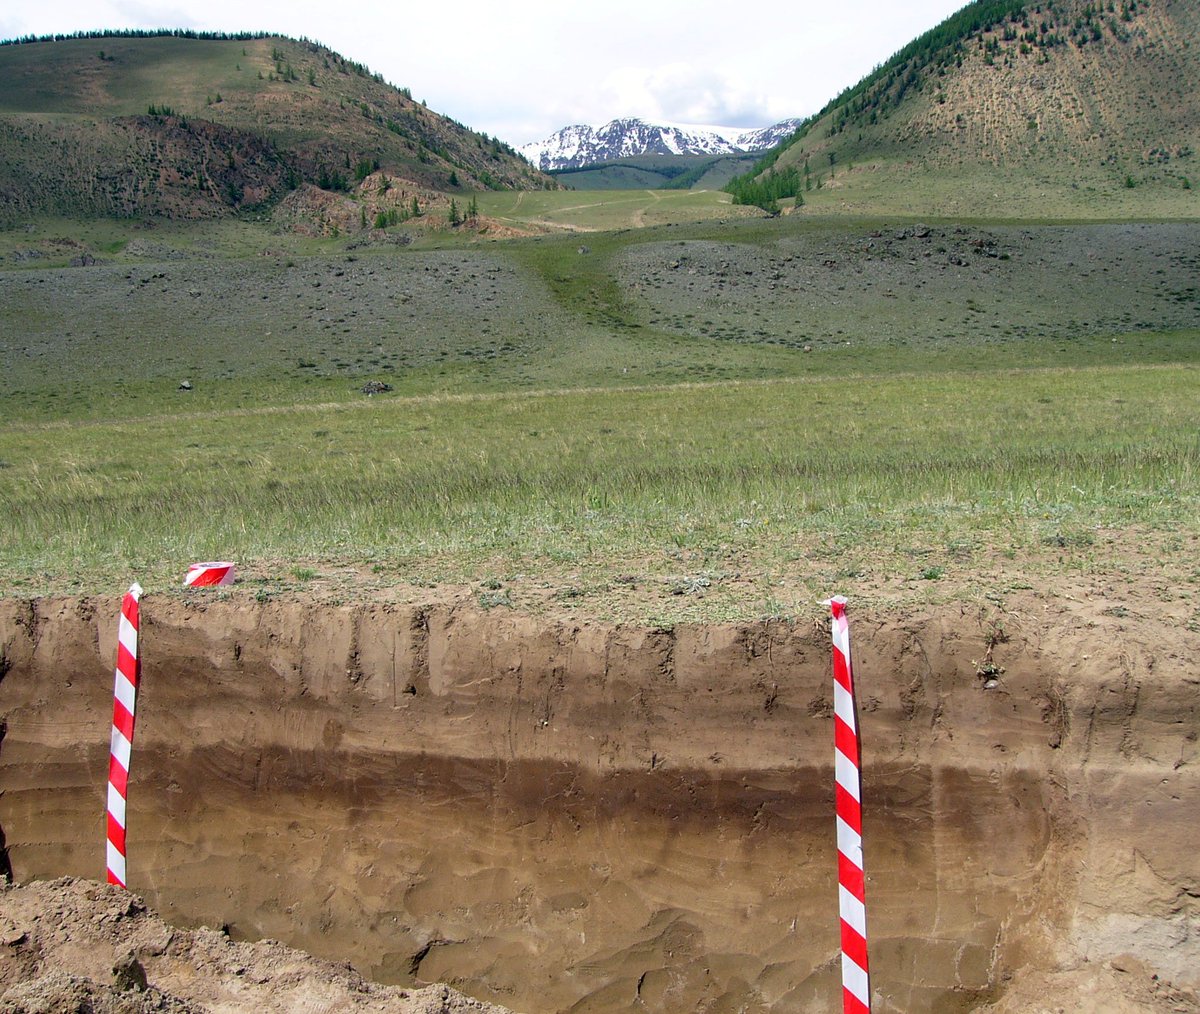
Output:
[{"xmin": 0, "ymin": 594, "xmax": 1196, "ymax": 1012}]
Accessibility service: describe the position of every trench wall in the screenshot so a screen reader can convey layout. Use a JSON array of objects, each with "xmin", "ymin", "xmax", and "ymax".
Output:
[{"xmin": 0, "ymin": 595, "xmax": 1196, "ymax": 1012}]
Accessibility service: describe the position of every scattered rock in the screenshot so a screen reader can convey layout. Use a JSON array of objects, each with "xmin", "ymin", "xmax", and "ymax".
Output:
[
  {"xmin": 360, "ymin": 380, "xmax": 392, "ymax": 395},
  {"xmin": 113, "ymin": 952, "xmax": 148, "ymax": 992},
  {"xmin": 177, "ymin": 380, "xmax": 192, "ymax": 391}
]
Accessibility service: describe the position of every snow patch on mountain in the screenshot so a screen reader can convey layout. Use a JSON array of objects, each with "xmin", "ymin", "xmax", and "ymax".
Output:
[{"xmin": 520, "ymin": 117, "xmax": 802, "ymax": 171}]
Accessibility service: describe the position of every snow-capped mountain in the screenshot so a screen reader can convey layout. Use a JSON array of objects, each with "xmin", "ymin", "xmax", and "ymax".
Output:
[
  {"xmin": 732, "ymin": 119, "xmax": 804, "ymax": 153},
  {"xmin": 520, "ymin": 117, "xmax": 802, "ymax": 171}
]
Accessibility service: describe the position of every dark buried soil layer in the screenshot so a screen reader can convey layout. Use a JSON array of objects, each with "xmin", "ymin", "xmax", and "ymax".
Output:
[{"xmin": 0, "ymin": 592, "xmax": 1196, "ymax": 1012}]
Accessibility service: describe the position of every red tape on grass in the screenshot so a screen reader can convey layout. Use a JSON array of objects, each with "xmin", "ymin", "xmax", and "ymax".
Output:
[
  {"xmin": 106, "ymin": 583, "xmax": 142, "ymax": 888},
  {"xmin": 829, "ymin": 594, "xmax": 870, "ymax": 1013}
]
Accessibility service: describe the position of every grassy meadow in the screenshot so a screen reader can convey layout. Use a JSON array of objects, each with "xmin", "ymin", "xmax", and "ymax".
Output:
[
  {"xmin": 3, "ymin": 365, "xmax": 1197, "ymax": 612},
  {"xmin": 2, "ymin": 204, "xmax": 1199, "ymax": 620},
  {"xmin": 474, "ymin": 169, "xmax": 1199, "ymax": 229},
  {"xmin": 475, "ymin": 188, "xmax": 760, "ymax": 232},
  {"xmin": 779, "ymin": 163, "xmax": 1200, "ymax": 221}
]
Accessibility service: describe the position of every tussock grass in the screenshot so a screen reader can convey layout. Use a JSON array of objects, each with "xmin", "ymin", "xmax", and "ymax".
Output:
[{"xmin": 3, "ymin": 365, "xmax": 1196, "ymax": 601}]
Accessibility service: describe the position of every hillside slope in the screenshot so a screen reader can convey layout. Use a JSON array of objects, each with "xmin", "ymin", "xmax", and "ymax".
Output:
[
  {"xmin": 0, "ymin": 33, "xmax": 553, "ymax": 221},
  {"xmin": 742, "ymin": 0, "xmax": 1198, "ymax": 214},
  {"xmin": 548, "ymin": 152, "xmax": 760, "ymax": 191}
]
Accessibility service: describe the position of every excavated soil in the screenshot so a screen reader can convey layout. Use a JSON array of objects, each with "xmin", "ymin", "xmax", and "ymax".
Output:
[
  {"xmin": 0, "ymin": 877, "xmax": 512, "ymax": 1013},
  {"xmin": 0, "ymin": 590, "xmax": 1197, "ymax": 1012}
]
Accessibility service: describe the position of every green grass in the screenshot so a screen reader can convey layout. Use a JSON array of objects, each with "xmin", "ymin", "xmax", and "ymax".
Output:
[
  {"xmin": 2, "ymin": 365, "xmax": 1197, "ymax": 610},
  {"xmin": 0, "ymin": 36, "xmax": 250, "ymax": 117},
  {"xmin": 473, "ymin": 170, "xmax": 1197, "ymax": 232},
  {"xmin": 2, "ymin": 203, "xmax": 1198, "ymax": 618},
  {"xmin": 789, "ymin": 163, "xmax": 1200, "ymax": 220},
  {"xmin": 2, "ymin": 22, "xmax": 1196, "ymax": 622},
  {"xmin": 3, "ymin": 215, "xmax": 1199, "ymax": 429},
  {"xmin": 475, "ymin": 189, "xmax": 760, "ymax": 232},
  {"xmin": 0, "ymin": 215, "xmax": 337, "ymax": 266}
]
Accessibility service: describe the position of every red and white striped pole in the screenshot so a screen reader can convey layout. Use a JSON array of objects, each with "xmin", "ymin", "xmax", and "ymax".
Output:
[
  {"xmin": 106, "ymin": 582, "xmax": 143, "ymax": 889},
  {"xmin": 830, "ymin": 594, "xmax": 870, "ymax": 1013}
]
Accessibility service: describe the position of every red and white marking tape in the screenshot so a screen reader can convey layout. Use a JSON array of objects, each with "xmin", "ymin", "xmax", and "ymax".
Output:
[
  {"xmin": 830, "ymin": 594, "xmax": 870, "ymax": 1013},
  {"xmin": 106, "ymin": 582, "xmax": 142, "ymax": 889},
  {"xmin": 185, "ymin": 561, "xmax": 236, "ymax": 587}
]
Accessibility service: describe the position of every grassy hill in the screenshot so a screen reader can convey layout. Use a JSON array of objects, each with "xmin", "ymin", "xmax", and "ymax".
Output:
[
  {"xmin": 550, "ymin": 153, "xmax": 760, "ymax": 191},
  {"xmin": 0, "ymin": 32, "xmax": 553, "ymax": 222},
  {"xmin": 732, "ymin": 0, "xmax": 1199, "ymax": 216}
]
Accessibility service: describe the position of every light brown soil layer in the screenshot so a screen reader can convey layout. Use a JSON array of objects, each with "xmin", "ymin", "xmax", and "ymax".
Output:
[{"xmin": 0, "ymin": 591, "xmax": 1196, "ymax": 1012}]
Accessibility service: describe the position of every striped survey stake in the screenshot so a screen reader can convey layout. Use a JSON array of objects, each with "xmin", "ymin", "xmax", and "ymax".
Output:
[
  {"xmin": 106, "ymin": 582, "xmax": 143, "ymax": 889},
  {"xmin": 830, "ymin": 594, "xmax": 870, "ymax": 1013},
  {"xmin": 185, "ymin": 561, "xmax": 235, "ymax": 587}
]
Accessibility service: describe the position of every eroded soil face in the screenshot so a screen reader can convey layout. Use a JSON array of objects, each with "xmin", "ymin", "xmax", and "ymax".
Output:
[{"xmin": 0, "ymin": 591, "xmax": 1196, "ymax": 1012}]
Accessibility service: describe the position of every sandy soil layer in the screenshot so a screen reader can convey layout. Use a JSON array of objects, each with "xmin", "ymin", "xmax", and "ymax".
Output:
[{"xmin": 0, "ymin": 590, "xmax": 1197, "ymax": 1012}]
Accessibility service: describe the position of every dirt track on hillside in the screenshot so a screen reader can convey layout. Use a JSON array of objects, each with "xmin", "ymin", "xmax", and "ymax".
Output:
[{"xmin": 0, "ymin": 585, "xmax": 1197, "ymax": 1012}]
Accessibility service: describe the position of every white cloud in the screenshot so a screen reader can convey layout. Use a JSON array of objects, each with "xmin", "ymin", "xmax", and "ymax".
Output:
[{"xmin": 598, "ymin": 64, "xmax": 779, "ymax": 129}]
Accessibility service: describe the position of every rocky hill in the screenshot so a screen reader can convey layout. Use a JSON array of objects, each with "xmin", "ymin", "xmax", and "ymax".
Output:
[
  {"xmin": 733, "ymin": 0, "xmax": 1198, "ymax": 208},
  {"xmin": 0, "ymin": 32, "xmax": 554, "ymax": 222}
]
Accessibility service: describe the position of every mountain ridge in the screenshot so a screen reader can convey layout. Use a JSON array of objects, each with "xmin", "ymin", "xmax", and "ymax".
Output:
[{"xmin": 521, "ymin": 117, "xmax": 801, "ymax": 171}]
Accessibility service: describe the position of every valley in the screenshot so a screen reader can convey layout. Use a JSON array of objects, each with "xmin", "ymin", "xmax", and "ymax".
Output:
[
  {"xmin": 2, "ymin": 204, "xmax": 1197, "ymax": 1013},
  {"xmin": 1, "ymin": 3, "xmax": 1198, "ymax": 1011}
]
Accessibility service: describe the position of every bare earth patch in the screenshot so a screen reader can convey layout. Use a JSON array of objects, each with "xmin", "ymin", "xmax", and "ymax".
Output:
[{"xmin": 0, "ymin": 878, "xmax": 512, "ymax": 1013}]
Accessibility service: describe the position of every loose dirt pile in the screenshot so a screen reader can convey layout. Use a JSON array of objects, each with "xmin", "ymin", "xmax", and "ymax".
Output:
[
  {"xmin": 0, "ymin": 587, "xmax": 1196, "ymax": 1012},
  {"xmin": 0, "ymin": 877, "xmax": 511, "ymax": 1013}
]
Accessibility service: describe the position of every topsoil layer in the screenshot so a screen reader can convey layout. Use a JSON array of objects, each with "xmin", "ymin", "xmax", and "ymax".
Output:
[{"xmin": 0, "ymin": 587, "xmax": 1196, "ymax": 1013}]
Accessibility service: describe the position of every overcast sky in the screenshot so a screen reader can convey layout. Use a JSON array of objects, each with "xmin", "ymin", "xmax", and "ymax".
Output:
[{"xmin": 1, "ymin": 1, "xmax": 970, "ymax": 145}]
